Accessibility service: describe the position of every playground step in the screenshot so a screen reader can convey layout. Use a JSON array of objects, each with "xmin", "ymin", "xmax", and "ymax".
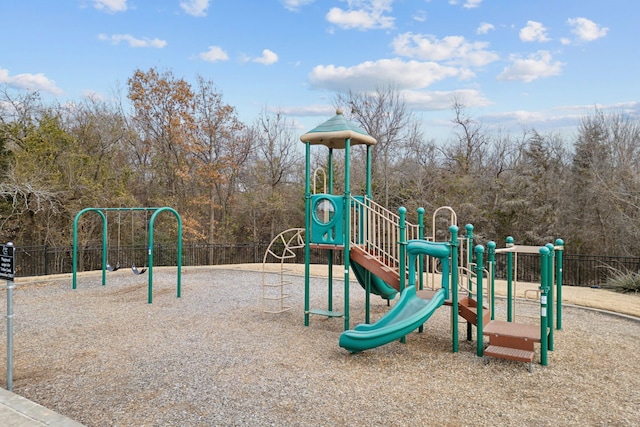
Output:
[
  {"xmin": 484, "ymin": 345, "xmax": 535, "ymax": 362},
  {"xmin": 483, "ymin": 321, "xmax": 541, "ymax": 371},
  {"xmin": 483, "ymin": 320, "xmax": 541, "ymax": 343}
]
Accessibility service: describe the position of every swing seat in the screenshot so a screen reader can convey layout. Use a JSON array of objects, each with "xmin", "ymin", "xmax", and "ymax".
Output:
[
  {"xmin": 132, "ymin": 265, "xmax": 147, "ymax": 275},
  {"xmin": 107, "ymin": 263, "xmax": 120, "ymax": 272}
]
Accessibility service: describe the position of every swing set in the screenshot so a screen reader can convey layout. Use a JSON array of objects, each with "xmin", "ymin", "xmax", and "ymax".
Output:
[
  {"xmin": 71, "ymin": 207, "xmax": 183, "ymax": 303},
  {"xmin": 106, "ymin": 210, "xmax": 149, "ymax": 274}
]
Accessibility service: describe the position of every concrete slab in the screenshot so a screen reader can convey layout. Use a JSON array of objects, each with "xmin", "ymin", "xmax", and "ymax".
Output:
[{"xmin": 0, "ymin": 387, "xmax": 85, "ymax": 427}]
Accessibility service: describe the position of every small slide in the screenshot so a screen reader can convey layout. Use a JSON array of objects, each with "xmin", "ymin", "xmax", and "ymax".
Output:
[
  {"xmin": 339, "ymin": 285, "xmax": 445, "ymax": 352},
  {"xmin": 349, "ymin": 257, "xmax": 397, "ymax": 301}
]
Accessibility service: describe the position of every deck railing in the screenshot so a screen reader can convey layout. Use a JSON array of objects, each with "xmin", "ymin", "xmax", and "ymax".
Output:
[{"xmin": 349, "ymin": 196, "xmax": 420, "ymax": 274}]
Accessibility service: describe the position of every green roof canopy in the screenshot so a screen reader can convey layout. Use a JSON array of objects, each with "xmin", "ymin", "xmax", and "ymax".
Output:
[{"xmin": 299, "ymin": 109, "xmax": 376, "ymax": 149}]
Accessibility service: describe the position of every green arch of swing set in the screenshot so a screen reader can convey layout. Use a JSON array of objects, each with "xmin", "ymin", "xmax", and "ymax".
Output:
[{"xmin": 71, "ymin": 207, "xmax": 183, "ymax": 304}]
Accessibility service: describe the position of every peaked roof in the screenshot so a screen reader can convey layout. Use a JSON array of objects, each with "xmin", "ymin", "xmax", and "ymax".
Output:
[{"xmin": 299, "ymin": 109, "xmax": 377, "ymax": 149}]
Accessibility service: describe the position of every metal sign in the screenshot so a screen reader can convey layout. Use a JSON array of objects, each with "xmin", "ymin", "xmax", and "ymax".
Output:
[{"xmin": 0, "ymin": 243, "xmax": 15, "ymax": 280}]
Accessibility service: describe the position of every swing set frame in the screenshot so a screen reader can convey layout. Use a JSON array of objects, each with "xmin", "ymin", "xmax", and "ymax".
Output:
[{"xmin": 71, "ymin": 207, "xmax": 183, "ymax": 303}]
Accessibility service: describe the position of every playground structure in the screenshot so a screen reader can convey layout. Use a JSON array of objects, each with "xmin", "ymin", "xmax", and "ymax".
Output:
[
  {"xmin": 71, "ymin": 207, "xmax": 183, "ymax": 303},
  {"xmin": 287, "ymin": 109, "xmax": 564, "ymax": 370}
]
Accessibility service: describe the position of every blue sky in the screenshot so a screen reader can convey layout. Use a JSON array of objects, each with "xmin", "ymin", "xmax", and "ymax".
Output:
[{"xmin": 1, "ymin": 0, "xmax": 636, "ymax": 142}]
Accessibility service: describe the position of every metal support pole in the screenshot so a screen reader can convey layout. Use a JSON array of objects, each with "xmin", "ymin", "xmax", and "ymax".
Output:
[
  {"xmin": 450, "ymin": 225, "xmax": 459, "ymax": 353},
  {"xmin": 343, "ymin": 139, "xmax": 351, "ymax": 331},
  {"xmin": 398, "ymin": 207, "xmax": 407, "ymax": 292},
  {"xmin": 539, "ymin": 246, "xmax": 550, "ymax": 366},
  {"xmin": 555, "ymin": 239, "xmax": 564, "ymax": 330},
  {"xmin": 465, "ymin": 224, "xmax": 474, "ymax": 341},
  {"xmin": 304, "ymin": 142, "xmax": 311, "ymax": 326},
  {"xmin": 417, "ymin": 207, "xmax": 425, "ymax": 291},
  {"xmin": 506, "ymin": 236, "xmax": 515, "ymax": 322},
  {"xmin": 3, "ymin": 241, "xmax": 15, "ymax": 391},
  {"xmin": 398, "ymin": 207, "xmax": 407, "ymax": 344},
  {"xmin": 475, "ymin": 245, "xmax": 485, "ymax": 357},
  {"xmin": 487, "ymin": 241, "xmax": 496, "ymax": 321},
  {"xmin": 6, "ymin": 278, "xmax": 14, "ymax": 391},
  {"xmin": 545, "ymin": 243, "xmax": 555, "ymax": 351},
  {"xmin": 417, "ymin": 207, "xmax": 425, "ymax": 334}
]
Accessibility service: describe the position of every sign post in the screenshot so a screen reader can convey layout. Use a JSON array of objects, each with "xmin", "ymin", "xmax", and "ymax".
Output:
[{"xmin": 1, "ymin": 242, "xmax": 15, "ymax": 391}]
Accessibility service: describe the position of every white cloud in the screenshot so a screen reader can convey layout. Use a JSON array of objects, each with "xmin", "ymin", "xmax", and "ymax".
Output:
[
  {"xmin": 281, "ymin": 0, "xmax": 316, "ymax": 12},
  {"xmin": 308, "ymin": 58, "xmax": 460, "ymax": 92},
  {"xmin": 567, "ymin": 17, "xmax": 608, "ymax": 42},
  {"xmin": 180, "ymin": 0, "xmax": 210, "ymax": 17},
  {"xmin": 0, "ymin": 68, "xmax": 63, "ymax": 95},
  {"xmin": 449, "ymin": 0, "xmax": 482, "ymax": 9},
  {"xmin": 402, "ymin": 88, "xmax": 492, "ymax": 110},
  {"xmin": 392, "ymin": 32, "xmax": 499, "ymax": 67},
  {"xmin": 277, "ymin": 104, "xmax": 335, "ymax": 117},
  {"xmin": 519, "ymin": 21, "xmax": 550, "ymax": 42},
  {"xmin": 253, "ymin": 49, "xmax": 279, "ymax": 65},
  {"xmin": 485, "ymin": 110, "xmax": 547, "ymax": 123},
  {"xmin": 413, "ymin": 10, "xmax": 427, "ymax": 22},
  {"xmin": 98, "ymin": 34, "xmax": 167, "ymax": 48},
  {"xmin": 462, "ymin": 0, "xmax": 482, "ymax": 8},
  {"xmin": 93, "ymin": 0, "xmax": 127, "ymax": 13},
  {"xmin": 497, "ymin": 50, "xmax": 564, "ymax": 83},
  {"xmin": 477, "ymin": 22, "xmax": 494, "ymax": 35},
  {"xmin": 326, "ymin": 0, "xmax": 394, "ymax": 30},
  {"xmin": 199, "ymin": 46, "xmax": 229, "ymax": 62}
]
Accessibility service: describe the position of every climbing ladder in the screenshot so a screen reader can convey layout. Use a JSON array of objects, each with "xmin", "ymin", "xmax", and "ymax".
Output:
[{"xmin": 262, "ymin": 228, "xmax": 305, "ymax": 315}]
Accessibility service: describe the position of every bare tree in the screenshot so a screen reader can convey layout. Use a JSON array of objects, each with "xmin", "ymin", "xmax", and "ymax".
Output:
[{"xmin": 334, "ymin": 84, "xmax": 420, "ymax": 207}]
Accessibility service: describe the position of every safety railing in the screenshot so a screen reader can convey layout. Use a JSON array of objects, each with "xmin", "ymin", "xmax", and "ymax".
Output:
[{"xmin": 350, "ymin": 196, "xmax": 420, "ymax": 275}]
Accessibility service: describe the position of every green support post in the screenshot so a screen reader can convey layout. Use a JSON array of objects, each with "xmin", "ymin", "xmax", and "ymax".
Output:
[
  {"xmin": 465, "ymin": 224, "xmax": 474, "ymax": 294},
  {"xmin": 398, "ymin": 207, "xmax": 407, "ymax": 292},
  {"xmin": 487, "ymin": 241, "xmax": 496, "ymax": 320},
  {"xmin": 465, "ymin": 224, "xmax": 474, "ymax": 341},
  {"xmin": 539, "ymin": 246, "xmax": 551, "ymax": 366},
  {"xmin": 545, "ymin": 243, "xmax": 555, "ymax": 351},
  {"xmin": 417, "ymin": 207, "xmax": 425, "ymax": 334},
  {"xmin": 475, "ymin": 245, "xmax": 485, "ymax": 357},
  {"xmin": 398, "ymin": 207, "xmax": 407, "ymax": 344},
  {"xmin": 417, "ymin": 207, "xmax": 425, "ymax": 291},
  {"xmin": 343, "ymin": 138, "xmax": 351, "ymax": 331},
  {"xmin": 327, "ymin": 148, "xmax": 334, "ymax": 315},
  {"xmin": 304, "ymin": 141, "xmax": 311, "ymax": 327},
  {"xmin": 555, "ymin": 238, "xmax": 564, "ymax": 330},
  {"xmin": 506, "ymin": 236, "xmax": 515, "ymax": 322},
  {"xmin": 450, "ymin": 225, "xmax": 459, "ymax": 353}
]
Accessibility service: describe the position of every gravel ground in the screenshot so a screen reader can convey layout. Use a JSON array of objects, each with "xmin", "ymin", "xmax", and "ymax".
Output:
[{"xmin": 1, "ymin": 266, "xmax": 639, "ymax": 426}]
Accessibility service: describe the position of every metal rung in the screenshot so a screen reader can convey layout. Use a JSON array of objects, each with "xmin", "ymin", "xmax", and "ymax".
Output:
[{"xmin": 307, "ymin": 309, "xmax": 344, "ymax": 318}]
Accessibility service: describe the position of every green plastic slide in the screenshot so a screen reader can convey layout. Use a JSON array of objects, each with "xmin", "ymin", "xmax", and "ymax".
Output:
[
  {"xmin": 339, "ymin": 285, "xmax": 445, "ymax": 352},
  {"xmin": 349, "ymin": 257, "xmax": 398, "ymax": 301}
]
